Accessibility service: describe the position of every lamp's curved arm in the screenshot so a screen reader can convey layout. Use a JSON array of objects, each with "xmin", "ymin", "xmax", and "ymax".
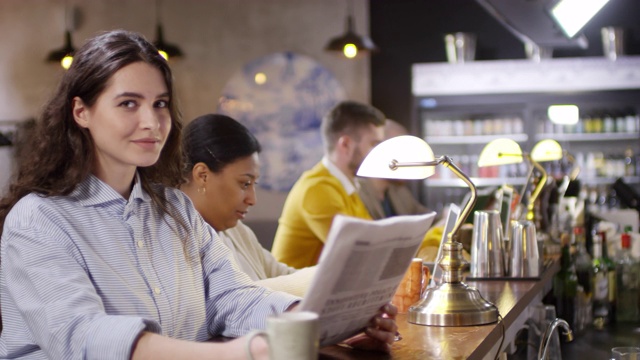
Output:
[
  {"xmin": 388, "ymin": 156, "xmax": 477, "ymax": 243},
  {"xmin": 524, "ymin": 154, "xmax": 548, "ymax": 221},
  {"xmin": 564, "ymin": 151, "xmax": 580, "ymax": 181},
  {"xmin": 438, "ymin": 155, "xmax": 477, "ymax": 243},
  {"xmin": 389, "ymin": 159, "xmax": 439, "ymax": 170}
]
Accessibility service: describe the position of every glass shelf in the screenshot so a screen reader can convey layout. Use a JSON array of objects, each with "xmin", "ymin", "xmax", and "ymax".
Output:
[
  {"xmin": 425, "ymin": 177, "xmax": 528, "ymax": 188},
  {"xmin": 425, "ymin": 133, "xmax": 528, "ymax": 145},
  {"xmin": 424, "ymin": 176, "xmax": 640, "ymax": 188},
  {"xmin": 535, "ymin": 133, "xmax": 639, "ymax": 141}
]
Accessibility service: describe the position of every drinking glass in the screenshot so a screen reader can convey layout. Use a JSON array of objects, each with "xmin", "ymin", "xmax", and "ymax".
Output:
[{"xmin": 612, "ymin": 347, "xmax": 640, "ymax": 360}]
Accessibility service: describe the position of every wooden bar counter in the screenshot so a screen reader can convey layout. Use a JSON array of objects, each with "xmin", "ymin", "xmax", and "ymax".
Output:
[{"xmin": 320, "ymin": 258, "xmax": 560, "ymax": 360}]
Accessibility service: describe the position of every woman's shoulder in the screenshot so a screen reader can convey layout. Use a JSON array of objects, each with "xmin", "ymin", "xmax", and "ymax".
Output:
[
  {"xmin": 158, "ymin": 184, "xmax": 191, "ymax": 205},
  {"xmin": 153, "ymin": 184, "xmax": 203, "ymax": 227},
  {"xmin": 4, "ymin": 193, "xmax": 71, "ymax": 230}
]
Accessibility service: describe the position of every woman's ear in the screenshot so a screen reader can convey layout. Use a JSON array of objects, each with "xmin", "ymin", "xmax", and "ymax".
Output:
[
  {"xmin": 72, "ymin": 96, "xmax": 89, "ymax": 128},
  {"xmin": 191, "ymin": 162, "xmax": 210, "ymax": 185}
]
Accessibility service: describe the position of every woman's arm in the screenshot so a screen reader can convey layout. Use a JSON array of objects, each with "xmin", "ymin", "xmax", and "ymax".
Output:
[
  {"xmin": 229, "ymin": 222, "xmax": 299, "ymax": 279},
  {"xmin": 254, "ymin": 266, "xmax": 316, "ymax": 297},
  {"xmin": 196, "ymin": 216, "xmax": 300, "ymax": 337},
  {"xmin": 131, "ymin": 332, "xmax": 268, "ymax": 360}
]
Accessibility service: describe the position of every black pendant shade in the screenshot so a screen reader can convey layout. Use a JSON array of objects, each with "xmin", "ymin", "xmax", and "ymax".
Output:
[
  {"xmin": 325, "ymin": 15, "xmax": 378, "ymax": 54},
  {"xmin": 46, "ymin": 30, "xmax": 75, "ymax": 67},
  {"xmin": 153, "ymin": 23, "xmax": 183, "ymax": 60}
]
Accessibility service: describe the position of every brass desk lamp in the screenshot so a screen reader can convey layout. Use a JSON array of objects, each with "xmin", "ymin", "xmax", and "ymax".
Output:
[
  {"xmin": 478, "ymin": 138, "xmax": 548, "ymax": 222},
  {"xmin": 357, "ymin": 135, "xmax": 498, "ymax": 326},
  {"xmin": 531, "ymin": 139, "xmax": 579, "ymax": 198}
]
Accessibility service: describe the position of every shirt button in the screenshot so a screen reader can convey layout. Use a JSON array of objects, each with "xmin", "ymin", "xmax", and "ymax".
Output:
[
  {"xmin": 137, "ymin": 241, "xmax": 144, "ymax": 249},
  {"xmin": 154, "ymin": 287, "xmax": 161, "ymax": 295}
]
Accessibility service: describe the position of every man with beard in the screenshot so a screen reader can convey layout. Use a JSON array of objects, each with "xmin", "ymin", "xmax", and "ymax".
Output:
[{"xmin": 271, "ymin": 101, "xmax": 386, "ymax": 268}]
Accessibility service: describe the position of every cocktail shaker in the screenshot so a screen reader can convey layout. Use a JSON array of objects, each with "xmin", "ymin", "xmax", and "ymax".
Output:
[
  {"xmin": 470, "ymin": 210, "xmax": 505, "ymax": 278},
  {"xmin": 509, "ymin": 220, "xmax": 540, "ymax": 277}
]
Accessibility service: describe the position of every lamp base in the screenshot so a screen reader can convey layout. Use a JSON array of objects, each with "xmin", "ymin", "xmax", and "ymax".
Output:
[
  {"xmin": 408, "ymin": 281, "xmax": 499, "ymax": 326},
  {"xmin": 408, "ymin": 241, "xmax": 498, "ymax": 326}
]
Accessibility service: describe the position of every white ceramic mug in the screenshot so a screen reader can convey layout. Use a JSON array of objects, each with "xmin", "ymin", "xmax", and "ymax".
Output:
[{"xmin": 245, "ymin": 311, "xmax": 320, "ymax": 360}]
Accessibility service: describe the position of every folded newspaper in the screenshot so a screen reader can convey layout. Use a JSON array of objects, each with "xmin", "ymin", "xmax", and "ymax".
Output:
[{"xmin": 300, "ymin": 212, "xmax": 436, "ymax": 346}]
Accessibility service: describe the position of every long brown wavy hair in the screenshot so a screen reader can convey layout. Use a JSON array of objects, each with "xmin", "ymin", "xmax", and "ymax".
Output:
[{"xmin": 0, "ymin": 29, "xmax": 185, "ymax": 236}]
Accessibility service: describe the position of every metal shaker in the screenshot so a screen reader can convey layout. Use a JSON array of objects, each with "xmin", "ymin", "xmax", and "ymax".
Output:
[
  {"xmin": 509, "ymin": 220, "xmax": 540, "ymax": 277},
  {"xmin": 470, "ymin": 210, "xmax": 505, "ymax": 278}
]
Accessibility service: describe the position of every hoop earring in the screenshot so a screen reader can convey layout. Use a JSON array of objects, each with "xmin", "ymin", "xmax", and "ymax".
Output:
[{"xmin": 197, "ymin": 187, "xmax": 206, "ymax": 195}]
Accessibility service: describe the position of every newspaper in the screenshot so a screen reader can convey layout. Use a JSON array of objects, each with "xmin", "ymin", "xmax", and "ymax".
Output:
[{"xmin": 300, "ymin": 212, "xmax": 436, "ymax": 346}]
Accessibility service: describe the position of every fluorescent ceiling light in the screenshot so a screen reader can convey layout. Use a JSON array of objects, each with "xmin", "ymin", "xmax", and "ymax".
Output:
[
  {"xmin": 548, "ymin": 104, "xmax": 579, "ymax": 125},
  {"xmin": 550, "ymin": 0, "xmax": 610, "ymax": 38}
]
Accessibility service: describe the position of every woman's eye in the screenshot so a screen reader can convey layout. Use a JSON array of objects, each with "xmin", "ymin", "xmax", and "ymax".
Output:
[
  {"xmin": 155, "ymin": 99, "xmax": 169, "ymax": 108},
  {"xmin": 119, "ymin": 100, "xmax": 137, "ymax": 108}
]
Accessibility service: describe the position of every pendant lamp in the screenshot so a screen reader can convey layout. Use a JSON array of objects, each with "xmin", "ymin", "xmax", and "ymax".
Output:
[
  {"xmin": 46, "ymin": 3, "xmax": 76, "ymax": 70},
  {"xmin": 153, "ymin": 0, "xmax": 183, "ymax": 60},
  {"xmin": 325, "ymin": 0, "xmax": 378, "ymax": 59}
]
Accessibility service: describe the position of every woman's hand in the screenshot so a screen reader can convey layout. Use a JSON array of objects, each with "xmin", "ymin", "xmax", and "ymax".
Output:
[{"xmin": 342, "ymin": 303, "xmax": 398, "ymax": 353}]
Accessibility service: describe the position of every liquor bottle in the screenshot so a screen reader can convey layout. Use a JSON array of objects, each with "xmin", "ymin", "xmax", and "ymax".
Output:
[
  {"xmin": 591, "ymin": 234, "xmax": 610, "ymax": 328},
  {"xmin": 616, "ymin": 232, "xmax": 640, "ymax": 322},
  {"xmin": 573, "ymin": 226, "xmax": 593, "ymax": 296},
  {"xmin": 599, "ymin": 231, "xmax": 617, "ymax": 321},
  {"xmin": 625, "ymin": 147, "xmax": 636, "ymax": 177},
  {"xmin": 553, "ymin": 235, "xmax": 578, "ymax": 329},
  {"xmin": 573, "ymin": 226, "xmax": 593, "ymax": 329}
]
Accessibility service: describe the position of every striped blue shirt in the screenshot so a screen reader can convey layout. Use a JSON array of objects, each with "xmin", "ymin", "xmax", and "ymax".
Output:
[{"xmin": 0, "ymin": 174, "xmax": 299, "ymax": 359}]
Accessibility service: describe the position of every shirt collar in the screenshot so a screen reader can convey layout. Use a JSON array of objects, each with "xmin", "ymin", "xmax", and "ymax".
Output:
[
  {"xmin": 322, "ymin": 156, "xmax": 358, "ymax": 195},
  {"xmin": 73, "ymin": 172, "xmax": 150, "ymax": 207}
]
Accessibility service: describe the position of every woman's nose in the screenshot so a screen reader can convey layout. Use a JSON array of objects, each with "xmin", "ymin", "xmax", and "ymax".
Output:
[
  {"xmin": 246, "ymin": 187, "xmax": 257, "ymax": 206},
  {"xmin": 140, "ymin": 106, "xmax": 161, "ymax": 130}
]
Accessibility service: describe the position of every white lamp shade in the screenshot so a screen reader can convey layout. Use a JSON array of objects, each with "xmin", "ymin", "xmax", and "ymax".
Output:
[
  {"xmin": 357, "ymin": 135, "xmax": 436, "ymax": 179},
  {"xmin": 531, "ymin": 139, "xmax": 564, "ymax": 162},
  {"xmin": 550, "ymin": 0, "xmax": 610, "ymax": 38},
  {"xmin": 547, "ymin": 104, "xmax": 579, "ymax": 125},
  {"xmin": 478, "ymin": 138, "xmax": 524, "ymax": 167}
]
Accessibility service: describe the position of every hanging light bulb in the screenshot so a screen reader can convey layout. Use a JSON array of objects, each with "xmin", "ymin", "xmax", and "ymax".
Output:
[
  {"xmin": 343, "ymin": 44, "xmax": 358, "ymax": 58},
  {"xmin": 153, "ymin": 0, "xmax": 183, "ymax": 61},
  {"xmin": 325, "ymin": 0, "xmax": 378, "ymax": 58},
  {"xmin": 61, "ymin": 54, "xmax": 74, "ymax": 70},
  {"xmin": 46, "ymin": 3, "xmax": 76, "ymax": 70}
]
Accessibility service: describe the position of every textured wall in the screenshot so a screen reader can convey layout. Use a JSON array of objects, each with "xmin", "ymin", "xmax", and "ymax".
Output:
[{"xmin": 0, "ymin": 0, "xmax": 372, "ymax": 220}]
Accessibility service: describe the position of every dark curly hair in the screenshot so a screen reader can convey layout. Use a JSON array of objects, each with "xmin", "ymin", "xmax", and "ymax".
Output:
[{"xmin": 0, "ymin": 29, "xmax": 185, "ymax": 235}]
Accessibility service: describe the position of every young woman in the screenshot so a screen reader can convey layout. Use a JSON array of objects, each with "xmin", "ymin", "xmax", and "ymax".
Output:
[
  {"xmin": 0, "ymin": 30, "xmax": 397, "ymax": 359},
  {"xmin": 181, "ymin": 114, "xmax": 316, "ymax": 297}
]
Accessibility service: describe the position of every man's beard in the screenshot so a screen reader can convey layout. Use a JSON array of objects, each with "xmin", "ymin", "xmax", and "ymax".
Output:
[{"xmin": 347, "ymin": 147, "xmax": 364, "ymax": 176}]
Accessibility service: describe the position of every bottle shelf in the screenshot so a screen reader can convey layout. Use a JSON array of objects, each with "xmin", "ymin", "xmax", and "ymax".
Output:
[
  {"xmin": 581, "ymin": 176, "xmax": 640, "ymax": 185},
  {"xmin": 425, "ymin": 133, "xmax": 528, "ymax": 145},
  {"xmin": 412, "ymin": 57, "xmax": 640, "ymax": 206},
  {"xmin": 424, "ymin": 176, "xmax": 640, "ymax": 188},
  {"xmin": 535, "ymin": 133, "xmax": 639, "ymax": 142},
  {"xmin": 425, "ymin": 177, "xmax": 528, "ymax": 188}
]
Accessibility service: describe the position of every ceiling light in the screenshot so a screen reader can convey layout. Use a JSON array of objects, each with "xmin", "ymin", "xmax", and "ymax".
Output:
[
  {"xmin": 325, "ymin": 0, "xmax": 378, "ymax": 58},
  {"xmin": 46, "ymin": 4, "xmax": 76, "ymax": 70},
  {"xmin": 550, "ymin": 0, "xmax": 611, "ymax": 38},
  {"xmin": 153, "ymin": 0, "xmax": 183, "ymax": 60},
  {"xmin": 548, "ymin": 104, "xmax": 579, "ymax": 125}
]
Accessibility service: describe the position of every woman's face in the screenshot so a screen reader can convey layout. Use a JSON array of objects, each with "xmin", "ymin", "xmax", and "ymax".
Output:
[
  {"xmin": 72, "ymin": 61, "xmax": 171, "ymax": 179},
  {"xmin": 200, "ymin": 153, "xmax": 260, "ymax": 231}
]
